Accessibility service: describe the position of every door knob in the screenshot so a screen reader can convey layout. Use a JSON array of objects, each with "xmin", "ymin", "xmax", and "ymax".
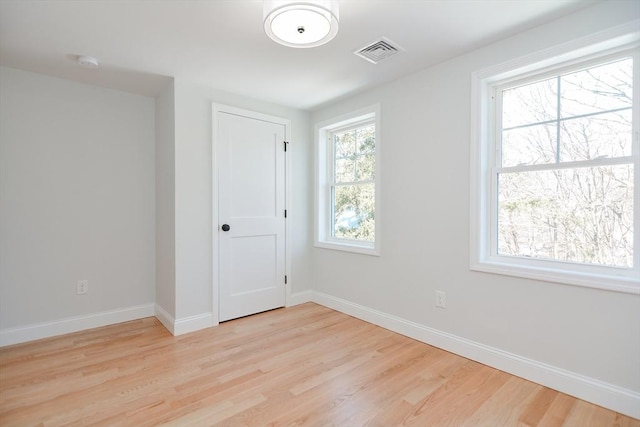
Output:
[{"xmin": 221, "ymin": 224, "xmax": 230, "ymax": 232}]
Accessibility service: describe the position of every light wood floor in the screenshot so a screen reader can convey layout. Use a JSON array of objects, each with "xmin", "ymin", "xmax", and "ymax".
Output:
[{"xmin": 1, "ymin": 303, "xmax": 638, "ymax": 426}]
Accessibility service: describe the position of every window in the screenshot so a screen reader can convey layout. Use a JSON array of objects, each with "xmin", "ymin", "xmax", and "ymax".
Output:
[
  {"xmin": 471, "ymin": 28, "xmax": 639, "ymax": 293},
  {"xmin": 315, "ymin": 105, "xmax": 381, "ymax": 255}
]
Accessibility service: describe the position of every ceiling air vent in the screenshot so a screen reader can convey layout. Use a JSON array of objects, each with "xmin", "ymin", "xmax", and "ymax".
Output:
[{"xmin": 354, "ymin": 37, "xmax": 403, "ymax": 64}]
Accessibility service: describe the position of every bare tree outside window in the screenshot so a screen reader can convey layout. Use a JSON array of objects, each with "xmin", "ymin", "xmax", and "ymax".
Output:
[{"xmin": 497, "ymin": 58, "xmax": 634, "ymax": 268}]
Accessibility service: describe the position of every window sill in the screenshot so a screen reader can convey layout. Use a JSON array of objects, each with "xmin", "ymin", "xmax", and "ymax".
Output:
[
  {"xmin": 315, "ymin": 240, "xmax": 380, "ymax": 256},
  {"xmin": 470, "ymin": 260, "xmax": 640, "ymax": 295}
]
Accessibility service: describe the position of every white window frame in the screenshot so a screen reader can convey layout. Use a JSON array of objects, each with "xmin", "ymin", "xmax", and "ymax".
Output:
[
  {"xmin": 315, "ymin": 104, "xmax": 381, "ymax": 256},
  {"xmin": 470, "ymin": 22, "xmax": 640, "ymax": 294}
]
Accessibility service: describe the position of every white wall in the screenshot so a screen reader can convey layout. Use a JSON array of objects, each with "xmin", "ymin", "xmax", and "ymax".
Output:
[
  {"xmin": 0, "ymin": 67, "xmax": 313, "ymax": 340},
  {"xmin": 155, "ymin": 80, "xmax": 176, "ymax": 320},
  {"xmin": 310, "ymin": 0, "xmax": 640, "ymax": 416},
  {"xmin": 0, "ymin": 67, "xmax": 156, "ymax": 342}
]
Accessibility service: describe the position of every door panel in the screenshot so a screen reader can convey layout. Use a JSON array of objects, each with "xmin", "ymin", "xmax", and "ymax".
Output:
[
  {"xmin": 230, "ymin": 235, "xmax": 276, "ymax": 295},
  {"xmin": 230, "ymin": 128, "xmax": 277, "ymax": 218},
  {"xmin": 217, "ymin": 110, "xmax": 286, "ymax": 322}
]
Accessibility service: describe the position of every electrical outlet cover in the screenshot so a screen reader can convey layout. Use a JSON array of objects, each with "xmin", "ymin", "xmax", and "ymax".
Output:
[
  {"xmin": 435, "ymin": 290, "xmax": 446, "ymax": 308},
  {"xmin": 77, "ymin": 280, "xmax": 88, "ymax": 295}
]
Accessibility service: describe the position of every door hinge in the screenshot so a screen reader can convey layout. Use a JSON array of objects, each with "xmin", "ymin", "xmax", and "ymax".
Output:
[
  {"xmin": 285, "ymin": 275, "xmax": 288, "ymax": 284},
  {"xmin": 284, "ymin": 141, "xmax": 289, "ymax": 152},
  {"xmin": 284, "ymin": 209, "xmax": 287, "ymax": 218}
]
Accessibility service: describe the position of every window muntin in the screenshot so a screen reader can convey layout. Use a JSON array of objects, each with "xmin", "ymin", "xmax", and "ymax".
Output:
[
  {"xmin": 493, "ymin": 54, "xmax": 636, "ymax": 271},
  {"xmin": 500, "ymin": 58, "xmax": 633, "ymax": 167}
]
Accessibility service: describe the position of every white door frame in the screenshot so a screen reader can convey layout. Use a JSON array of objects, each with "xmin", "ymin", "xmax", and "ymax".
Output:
[{"xmin": 212, "ymin": 103, "xmax": 292, "ymax": 325}]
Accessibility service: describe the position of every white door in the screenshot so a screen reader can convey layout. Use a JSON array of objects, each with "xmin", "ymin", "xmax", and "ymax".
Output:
[{"xmin": 216, "ymin": 107, "xmax": 288, "ymax": 322}]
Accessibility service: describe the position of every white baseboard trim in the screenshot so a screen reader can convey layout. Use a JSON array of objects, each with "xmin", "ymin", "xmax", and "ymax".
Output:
[
  {"xmin": 154, "ymin": 305, "xmax": 214, "ymax": 336},
  {"xmin": 287, "ymin": 290, "xmax": 313, "ymax": 306},
  {"xmin": 0, "ymin": 303, "xmax": 155, "ymax": 347},
  {"xmin": 154, "ymin": 304, "xmax": 175, "ymax": 335},
  {"xmin": 310, "ymin": 291, "xmax": 640, "ymax": 419},
  {"xmin": 174, "ymin": 312, "xmax": 214, "ymax": 336}
]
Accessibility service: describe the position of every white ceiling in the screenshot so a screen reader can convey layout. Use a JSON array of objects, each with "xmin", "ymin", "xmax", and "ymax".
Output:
[{"xmin": 0, "ymin": 0, "xmax": 602, "ymax": 111}]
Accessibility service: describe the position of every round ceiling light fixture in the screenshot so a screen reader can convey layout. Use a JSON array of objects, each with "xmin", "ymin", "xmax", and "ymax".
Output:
[{"xmin": 264, "ymin": 1, "xmax": 339, "ymax": 48}]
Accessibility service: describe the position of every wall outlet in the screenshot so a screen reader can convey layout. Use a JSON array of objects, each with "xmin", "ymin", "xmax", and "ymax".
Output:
[
  {"xmin": 435, "ymin": 290, "xmax": 446, "ymax": 308},
  {"xmin": 77, "ymin": 280, "xmax": 88, "ymax": 295}
]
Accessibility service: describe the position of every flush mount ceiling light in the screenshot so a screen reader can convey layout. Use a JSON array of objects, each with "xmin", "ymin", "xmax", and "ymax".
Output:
[{"xmin": 264, "ymin": 0, "xmax": 339, "ymax": 48}]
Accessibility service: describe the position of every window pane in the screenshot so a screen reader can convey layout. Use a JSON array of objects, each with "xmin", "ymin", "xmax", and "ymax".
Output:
[
  {"xmin": 333, "ymin": 183, "xmax": 375, "ymax": 241},
  {"xmin": 502, "ymin": 77, "xmax": 557, "ymax": 128},
  {"xmin": 335, "ymin": 158, "xmax": 355, "ymax": 183},
  {"xmin": 560, "ymin": 58, "xmax": 633, "ymax": 118},
  {"xmin": 356, "ymin": 153, "xmax": 375, "ymax": 181},
  {"xmin": 334, "ymin": 131, "xmax": 355, "ymax": 159},
  {"xmin": 502, "ymin": 123, "xmax": 556, "ymax": 167},
  {"xmin": 498, "ymin": 165, "xmax": 633, "ymax": 267},
  {"xmin": 559, "ymin": 110, "xmax": 632, "ymax": 162},
  {"xmin": 357, "ymin": 125, "xmax": 375, "ymax": 153}
]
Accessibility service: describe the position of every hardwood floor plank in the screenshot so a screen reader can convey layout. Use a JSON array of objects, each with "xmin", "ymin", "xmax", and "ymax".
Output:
[
  {"xmin": 536, "ymin": 393, "xmax": 576, "ymax": 427},
  {"xmin": 519, "ymin": 387, "xmax": 561, "ymax": 426},
  {"xmin": 563, "ymin": 399, "xmax": 617, "ymax": 426},
  {"xmin": 397, "ymin": 365, "xmax": 510, "ymax": 426},
  {"xmin": 1, "ymin": 303, "xmax": 638, "ymax": 426},
  {"xmin": 460, "ymin": 377, "xmax": 540, "ymax": 426}
]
